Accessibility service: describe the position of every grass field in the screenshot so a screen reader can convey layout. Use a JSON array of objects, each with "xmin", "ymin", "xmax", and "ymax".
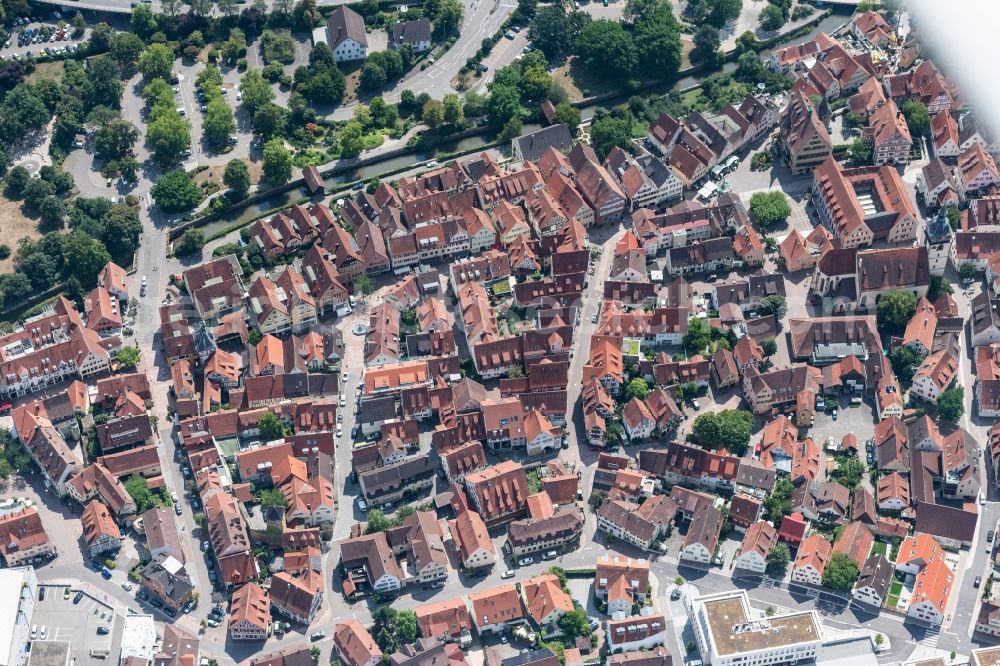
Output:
[
  {"xmin": 871, "ymin": 541, "xmax": 888, "ymax": 557},
  {"xmin": 26, "ymin": 60, "xmax": 65, "ymax": 85},
  {"xmin": 0, "ymin": 193, "xmax": 42, "ymax": 272}
]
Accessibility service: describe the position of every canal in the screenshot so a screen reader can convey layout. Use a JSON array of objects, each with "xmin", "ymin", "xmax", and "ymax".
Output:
[{"xmin": 195, "ymin": 7, "xmax": 851, "ymax": 239}]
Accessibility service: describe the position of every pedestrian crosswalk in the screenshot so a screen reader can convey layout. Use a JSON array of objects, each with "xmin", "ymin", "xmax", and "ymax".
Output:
[{"xmin": 920, "ymin": 628, "xmax": 941, "ymax": 648}]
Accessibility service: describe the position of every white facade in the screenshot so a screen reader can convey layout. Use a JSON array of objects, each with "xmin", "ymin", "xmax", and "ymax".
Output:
[
  {"xmin": 734, "ymin": 551, "xmax": 767, "ymax": 574},
  {"xmin": 851, "ymin": 584, "xmax": 884, "ymax": 608},
  {"xmin": 907, "ymin": 599, "xmax": 944, "ymax": 626},
  {"xmin": 679, "ymin": 542, "xmax": 712, "ymax": 564},
  {"xmin": 333, "ymin": 38, "xmax": 367, "ymax": 63},
  {"xmin": 790, "ymin": 563, "xmax": 823, "ymax": 587},
  {"xmin": 0, "ymin": 568, "xmax": 36, "ymax": 666}
]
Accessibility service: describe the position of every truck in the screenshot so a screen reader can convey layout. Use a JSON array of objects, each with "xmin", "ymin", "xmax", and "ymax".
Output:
[{"xmin": 336, "ymin": 305, "xmax": 352, "ymax": 318}]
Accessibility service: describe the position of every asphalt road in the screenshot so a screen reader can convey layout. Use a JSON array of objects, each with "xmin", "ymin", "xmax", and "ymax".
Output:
[{"xmin": 330, "ymin": 0, "xmax": 518, "ymax": 119}]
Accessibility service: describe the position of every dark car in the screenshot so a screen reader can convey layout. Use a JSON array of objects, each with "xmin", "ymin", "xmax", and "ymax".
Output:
[
  {"xmin": 38, "ymin": 587, "xmax": 45, "ymax": 601},
  {"xmin": 97, "ymin": 626, "xmax": 110, "ymax": 635},
  {"xmin": 73, "ymin": 592, "xmax": 84, "ymax": 604},
  {"xmin": 989, "ymin": 530, "xmax": 995, "ymax": 543},
  {"xmin": 975, "ymin": 576, "xmax": 983, "ymax": 588}
]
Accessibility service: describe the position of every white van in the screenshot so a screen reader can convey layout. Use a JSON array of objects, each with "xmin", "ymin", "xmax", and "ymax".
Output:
[{"xmin": 176, "ymin": 107, "xmax": 185, "ymax": 116}]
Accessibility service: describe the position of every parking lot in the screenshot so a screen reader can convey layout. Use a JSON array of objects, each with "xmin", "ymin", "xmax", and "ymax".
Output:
[
  {"xmin": 31, "ymin": 586, "xmax": 121, "ymax": 666},
  {"xmin": 1, "ymin": 12, "xmax": 89, "ymax": 61}
]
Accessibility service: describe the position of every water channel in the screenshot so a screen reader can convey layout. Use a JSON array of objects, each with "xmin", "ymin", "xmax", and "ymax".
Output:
[{"xmin": 195, "ymin": 8, "xmax": 851, "ymax": 239}]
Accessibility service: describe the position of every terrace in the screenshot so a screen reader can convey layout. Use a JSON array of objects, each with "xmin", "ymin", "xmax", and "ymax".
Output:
[{"xmin": 702, "ymin": 595, "xmax": 820, "ymax": 657}]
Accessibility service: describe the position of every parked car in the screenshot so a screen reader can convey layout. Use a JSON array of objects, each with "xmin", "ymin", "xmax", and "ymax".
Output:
[
  {"xmin": 73, "ymin": 592, "xmax": 84, "ymax": 604},
  {"xmin": 120, "ymin": 581, "xmax": 132, "ymax": 591},
  {"xmin": 38, "ymin": 587, "xmax": 45, "ymax": 601},
  {"xmin": 357, "ymin": 498, "xmax": 368, "ymax": 512},
  {"xmin": 975, "ymin": 576, "xmax": 983, "ymax": 588},
  {"xmin": 100, "ymin": 567, "xmax": 112, "ymax": 580},
  {"xmin": 501, "ymin": 570, "xmax": 515, "ymax": 579},
  {"xmin": 97, "ymin": 626, "xmax": 110, "ymax": 635},
  {"xmin": 518, "ymin": 557, "xmax": 533, "ymax": 566},
  {"xmin": 310, "ymin": 632, "xmax": 326, "ymax": 642}
]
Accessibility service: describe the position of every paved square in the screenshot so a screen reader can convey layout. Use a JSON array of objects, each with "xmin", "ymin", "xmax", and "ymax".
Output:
[{"xmin": 31, "ymin": 587, "xmax": 121, "ymax": 666}]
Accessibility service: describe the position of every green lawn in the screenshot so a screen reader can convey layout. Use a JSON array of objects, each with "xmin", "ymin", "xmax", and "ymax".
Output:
[
  {"xmin": 871, "ymin": 541, "xmax": 888, "ymax": 557},
  {"xmin": 623, "ymin": 338, "xmax": 641, "ymax": 357},
  {"xmin": 885, "ymin": 579, "xmax": 903, "ymax": 608}
]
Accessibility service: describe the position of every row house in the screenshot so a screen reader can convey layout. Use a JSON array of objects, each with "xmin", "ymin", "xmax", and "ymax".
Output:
[
  {"xmin": 0, "ymin": 297, "xmax": 116, "ymax": 399},
  {"xmin": 864, "ymin": 99, "xmax": 913, "ymax": 165},
  {"xmin": 568, "ymin": 144, "xmax": 627, "ymax": 224},
  {"xmin": 604, "ymin": 147, "xmax": 683, "ymax": 211}
]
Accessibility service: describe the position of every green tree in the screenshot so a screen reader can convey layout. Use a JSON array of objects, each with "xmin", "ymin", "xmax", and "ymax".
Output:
[
  {"xmin": 224, "ymin": 159, "xmax": 251, "ymax": 195},
  {"xmin": 691, "ymin": 409, "xmax": 754, "ymax": 455},
  {"xmin": 764, "ymin": 477, "xmax": 794, "ymax": 522},
  {"xmin": 257, "ymin": 487, "xmax": 286, "ymax": 507},
  {"xmin": 354, "ymin": 274, "xmax": 375, "ymax": 295},
  {"xmin": 258, "ymin": 410, "xmax": 285, "ymax": 440},
  {"xmin": 85, "ymin": 56, "xmax": 124, "ymax": 110},
  {"xmin": 683, "ymin": 317, "xmax": 712, "ymax": 355},
  {"xmin": 759, "ymin": 3, "xmax": 785, "ymax": 31},
  {"xmin": 691, "ymin": 25, "xmax": 721, "ymax": 65},
  {"xmin": 937, "ymin": 386, "xmax": 964, "ymax": 423},
  {"xmin": 576, "ymin": 20, "xmax": 636, "ymax": 79},
  {"xmin": 124, "ymin": 476, "xmax": 155, "ymax": 512},
  {"xmin": 766, "ymin": 542, "xmax": 790, "ymax": 575},
  {"xmin": 888, "ymin": 345, "xmax": 925, "ymax": 388},
  {"xmin": 146, "ymin": 111, "xmax": 191, "ymax": 165},
  {"xmin": 421, "ymin": 99, "xmax": 444, "ymax": 129},
  {"xmin": 557, "ymin": 608, "xmax": 593, "ymax": 640},
  {"xmin": 130, "ymin": 4, "xmax": 158, "ymax": 39},
  {"xmin": 339, "ymin": 121, "xmax": 365, "ymax": 159},
  {"xmin": 38, "ymin": 197, "xmax": 67, "ymax": 228},
  {"xmin": 959, "ymin": 262, "xmax": 977, "ymax": 281},
  {"xmin": 875, "ymin": 289, "xmax": 917, "ymax": 335},
  {"xmin": 749, "ymin": 191, "xmax": 791, "ymax": 228},
  {"xmin": 240, "ymin": 70, "xmax": 275, "ymax": 115},
  {"xmin": 110, "ymin": 32, "xmax": 146, "ymax": 70},
  {"xmin": 946, "ymin": 205, "xmax": 961, "ymax": 231},
  {"xmin": 831, "ymin": 457, "xmax": 865, "ymax": 492},
  {"xmin": 589, "ymin": 114, "xmax": 633, "ymax": 161},
  {"xmin": 118, "ymin": 346, "xmax": 141, "ymax": 368},
  {"xmin": 365, "ymin": 508, "xmax": 393, "ymax": 534},
  {"xmin": 359, "ymin": 62, "xmax": 387, "ymax": 91},
  {"xmin": 62, "ymin": 230, "xmax": 112, "ymax": 286},
  {"xmin": 498, "ymin": 117, "xmax": 523, "ymax": 143},
  {"xmin": 139, "ymin": 43, "xmax": 175, "ymax": 81},
  {"xmin": 262, "ymin": 138, "xmax": 293, "ymax": 184},
  {"xmin": 203, "ymin": 99, "xmax": 236, "ymax": 148},
  {"xmin": 762, "ymin": 339, "xmax": 778, "ymax": 356},
  {"xmin": 757, "ymin": 295, "xmax": 787, "ymax": 319},
  {"xmin": 488, "ymin": 85, "xmax": 523, "ymax": 127},
  {"xmin": 902, "ymin": 99, "xmax": 930, "ymax": 136},
  {"xmin": 253, "ymin": 104, "xmax": 287, "ymax": 140},
  {"xmin": 528, "ymin": 7, "xmax": 574, "ymax": 61},
  {"xmin": 849, "ymin": 137, "xmax": 872, "ymax": 164},
  {"xmin": 151, "ymin": 169, "xmax": 200, "ymax": 212},
  {"xmin": 521, "ymin": 64, "xmax": 551, "ymax": 100},
  {"xmin": 102, "ymin": 204, "xmax": 143, "ymax": 261},
  {"xmin": 822, "ymin": 552, "xmax": 859, "ymax": 590},
  {"xmin": 928, "ymin": 276, "xmax": 953, "ymax": 301},
  {"xmin": 552, "ymin": 103, "xmax": 581, "ymax": 135},
  {"xmin": 442, "ymin": 94, "xmax": 465, "ymax": 127},
  {"xmin": 174, "ymin": 228, "xmax": 206, "ymax": 256},
  {"xmin": 625, "ymin": 378, "xmax": 650, "ymax": 401},
  {"xmin": 4, "ymin": 166, "xmax": 30, "ymax": 199},
  {"xmin": 369, "ymin": 608, "xmax": 418, "ymax": 654},
  {"xmin": 632, "ymin": 4, "xmax": 682, "ymax": 80}
]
